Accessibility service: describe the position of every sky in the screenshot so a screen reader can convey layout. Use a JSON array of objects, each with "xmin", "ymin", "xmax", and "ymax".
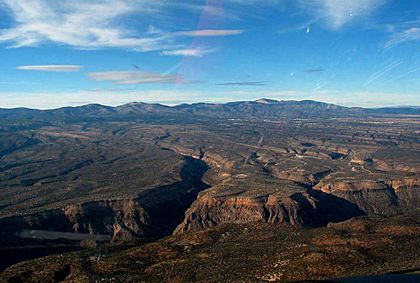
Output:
[{"xmin": 0, "ymin": 0, "xmax": 419, "ymax": 109}]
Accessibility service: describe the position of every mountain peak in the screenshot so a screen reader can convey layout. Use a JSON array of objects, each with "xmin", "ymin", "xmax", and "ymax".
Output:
[{"xmin": 255, "ymin": 98, "xmax": 278, "ymax": 104}]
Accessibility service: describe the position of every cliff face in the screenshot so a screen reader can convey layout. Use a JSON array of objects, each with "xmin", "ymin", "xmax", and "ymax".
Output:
[
  {"xmin": 314, "ymin": 178, "xmax": 419, "ymax": 216},
  {"xmin": 0, "ymin": 157, "xmax": 210, "ymax": 245},
  {"xmin": 174, "ymin": 189, "xmax": 367, "ymax": 234},
  {"xmin": 173, "ymin": 195, "xmax": 312, "ymax": 234},
  {"xmin": 0, "ymin": 199, "xmax": 146, "ymax": 245},
  {"xmin": 174, "ymin": 177, "xmax": 419, "ymax": 234},
  {"xmin": 3, "ymin": 178, "xmax": 403, "ymax": 244},
  {"xmin": 0, "ymin": 191, "xmax": 183, "ymax": 245}
]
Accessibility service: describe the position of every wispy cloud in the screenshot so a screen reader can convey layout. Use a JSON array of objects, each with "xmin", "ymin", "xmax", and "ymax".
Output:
[
  {"xmin": 300, "ymin": 0, "xmax": 386, "ymax": 29},
  {"xmin": 0, "ymin": 0, "xmax": 168, "ymax": 50},
  {"xmin": 301, "ymin": 68, "xmax": 325, "ymax": 73},
  {"xmin": 216, "ymin": 81, "xmax": 267, "ymax": 86},
  {"xmin": 87, "ymin": 70, "xmax": 182, "ymax": 85},
  {"xmin": 313, "ymin": 81, "xmax": 328, "ymax": 91},
  {"xmin": 388, "ymin": 65, "xmax": 420, "ymax": 82},
  {"xmin": 17, "ymin": 65, "xmax": 82, "ymax": 72},
  {"xmin": 160, "ymin": 48, "xmax": 214, "ymax": 57},
  {"xmin": 385, "ymin": 27, "xmax": 420, "ymax": 48},
  {"xmin": 364, "ymin": 60, "xmax": 403, "ymax": 86},
  {"xmin": 174, "ymin": 29, "xmax": 244, "ymax": 37},
  {"xmin": 0, "ymin": 1, "xmax": 246, "ymax": 52}
]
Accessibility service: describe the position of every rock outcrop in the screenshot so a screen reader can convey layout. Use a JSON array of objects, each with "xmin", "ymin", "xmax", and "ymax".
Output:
[
  {"xmin": 0, "ymin": 157, "xmax": 210, "ymax": 245},
  {"xmin": 174, "ymin": 189, "xmax": 366, "ymax": 234},
  {"xmin": 314, "ymin": 178, "xmax": 419, "ymax": 216},
  {"xmin": 174, "ymin": 176, "xmax": 419, "ymax": 234}
]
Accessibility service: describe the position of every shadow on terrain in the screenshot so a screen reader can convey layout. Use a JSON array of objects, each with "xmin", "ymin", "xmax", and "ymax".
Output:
[
  {"xmin": 0, "ymin": 246, "xmax": 81, "ymax": 273},
  {"xmin": 290, "ymin": 182, "xmax": 366, "ymax": 227},
  {"xmin": 0, "ymin": 156, "xmax": 210, "ymax": 272},
  {"xmin": 134, "ymin": 156, "xmax": 210, "ymax": 239}
]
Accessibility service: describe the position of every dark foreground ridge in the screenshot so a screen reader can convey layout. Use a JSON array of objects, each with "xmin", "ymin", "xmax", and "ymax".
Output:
[{"xmin": 1, "ymin": 212, "xmax": 419, "ymax": 282}]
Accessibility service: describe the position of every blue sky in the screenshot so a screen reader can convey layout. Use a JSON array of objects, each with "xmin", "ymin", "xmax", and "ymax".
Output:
[{"xmin": 0, "ymin": 0, "xmax": 419, "ymax": 108}]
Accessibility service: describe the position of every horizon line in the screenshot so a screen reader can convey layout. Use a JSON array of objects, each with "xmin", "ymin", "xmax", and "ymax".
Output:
[{"xmin": 1, "ymin": 98, "xmax": 419, "ymax": 111}]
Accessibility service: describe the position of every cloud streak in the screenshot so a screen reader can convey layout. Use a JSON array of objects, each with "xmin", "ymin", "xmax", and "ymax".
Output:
[
  {"xmin": 364, "ymin": 60, "xmax": 403, "ymax": 86},
  {"xmin": 385, "ymin": 27, "xmax": 420, "ymax": 48},
  {"xmin": 301, "ymin": 68, "xmax": 325, "ymax": 73},
  {"xmin": 160, "ymin": 48, "xmax": 214, "ymax": 57},
  {"xmin": 17, "ymin": 65, "xmax": 83, "ymax": 72},
  {"xmin": 216, "ymin": 81, "xmax": 267, "ymax": 86},
  {"xmin": 174, "ymin": 29, "xmax": 244, "ymax": 37},
  {"xmin": 87, "ymin": 70, "xmax": 181, "ymax": 85}
]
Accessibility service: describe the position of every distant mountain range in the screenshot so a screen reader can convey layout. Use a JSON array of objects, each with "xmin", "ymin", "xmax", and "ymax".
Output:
[{"xmin": 0, "ymin": 99, "xmax": 419, "ymax": 121}]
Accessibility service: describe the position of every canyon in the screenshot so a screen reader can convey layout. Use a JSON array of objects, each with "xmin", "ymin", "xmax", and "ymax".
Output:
[{"xmin": 0, "ymin": 99, "xmax": 419, "ymax": 280}]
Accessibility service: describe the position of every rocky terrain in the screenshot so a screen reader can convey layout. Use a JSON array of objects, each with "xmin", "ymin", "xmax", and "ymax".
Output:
[
  {"xmin": 0, "ymin": 99, "xmax": 419, "ymax": 280},
  {"xmin": 1, "ymin": 212, "xmax": 419, "ymax": 282}
]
